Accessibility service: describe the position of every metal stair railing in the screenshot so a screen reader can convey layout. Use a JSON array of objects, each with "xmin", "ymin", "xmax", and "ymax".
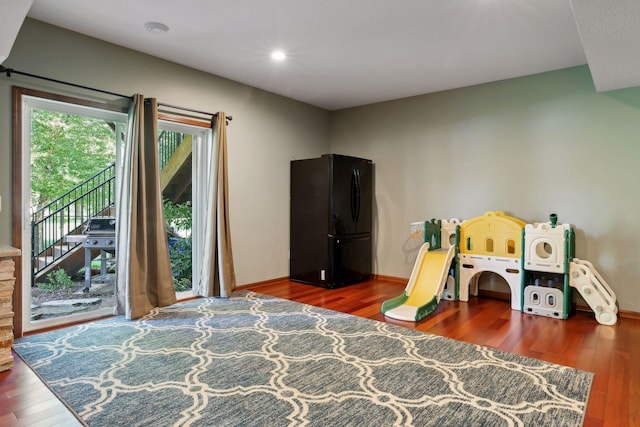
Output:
[
  {"xmin": 159, "ymin": 130, "xmax": 185, "ymax": 170},
  {"xmin": 31, "ymin": 163, "xmax": 115, "ymax": 281}
]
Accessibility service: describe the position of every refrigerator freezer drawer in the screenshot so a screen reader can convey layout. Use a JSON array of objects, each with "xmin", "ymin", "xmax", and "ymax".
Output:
[
  {"xmin": 327, "ymin": 234, "xmax": 371, "ymax": 288},
  {"xmin": 290, "ymin": 234, "xmax": 372, "ymax": 289}
]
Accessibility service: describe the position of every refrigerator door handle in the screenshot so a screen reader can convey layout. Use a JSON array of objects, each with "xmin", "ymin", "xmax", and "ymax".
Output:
[
  {"xmin": 350, "ymin": 169, "xmax": 361, "ymax": 224},
  {"xmin": 355, "ymin": 169, "xmax": 361, "ymax": 222},
  {"xmin": 350, "ymin": 169, "xmax": 357, "ymax": 223}
]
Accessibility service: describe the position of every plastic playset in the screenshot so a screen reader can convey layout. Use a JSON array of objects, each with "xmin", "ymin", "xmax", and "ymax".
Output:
[{"xmin": 382, "ymin": 211, "xmax": 618, "ymax": 325}]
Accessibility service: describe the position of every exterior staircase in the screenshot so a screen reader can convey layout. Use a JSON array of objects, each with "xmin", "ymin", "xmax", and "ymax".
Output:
[{"xmin": 161, "ymin": 134, "xmax": 193, "ymax": 204}]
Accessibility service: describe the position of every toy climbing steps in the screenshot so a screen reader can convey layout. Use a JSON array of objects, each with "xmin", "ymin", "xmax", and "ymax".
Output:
[
  {"xmin": 382, "ymin": 243, "xmax": 455, "ymax": 322},
  {"xmin": 569, "ymin": 258, "xmax": 618, "ymax": 325}
]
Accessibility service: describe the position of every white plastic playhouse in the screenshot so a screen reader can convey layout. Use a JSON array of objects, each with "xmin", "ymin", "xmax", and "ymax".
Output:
[{"xmin": 382, "ymin": 211, "xmax": 618, "ymax": 325}]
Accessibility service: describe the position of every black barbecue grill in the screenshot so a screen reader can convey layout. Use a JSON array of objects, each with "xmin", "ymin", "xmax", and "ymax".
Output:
[{"xmin": 82, "ymin": 217, "xmax": 116, "ymax": 291}]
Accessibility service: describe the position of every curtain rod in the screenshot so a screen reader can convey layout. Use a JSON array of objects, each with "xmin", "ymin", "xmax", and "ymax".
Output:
[
  {"xmin": 158, "ymin": 102, "xmax": 233, "ymax": 122},
  {"xmin": 1, "ymin": 66, "xmax": 233, "ymax": 123},
  {"xmin": 0, "ymin": 65, "xmax": 131, "ymax": 99}
]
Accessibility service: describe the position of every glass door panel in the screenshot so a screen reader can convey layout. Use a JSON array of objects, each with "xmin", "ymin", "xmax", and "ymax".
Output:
[
  {"xmin": 158, "ymin": 122, "xmax": 205, "ymax": 299},
  {"xmin": 21, "ymin": 96, "xmax": 126, "ymax": 332}
]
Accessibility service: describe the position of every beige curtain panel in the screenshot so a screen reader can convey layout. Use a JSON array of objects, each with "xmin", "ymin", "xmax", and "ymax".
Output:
[
  {"xmin": 194, "ymin": 112, "xmax": 236, "ymax": 298},
  {"xmin": 115, "ymin": 95, "xmax": 177, "ymax": 319}
]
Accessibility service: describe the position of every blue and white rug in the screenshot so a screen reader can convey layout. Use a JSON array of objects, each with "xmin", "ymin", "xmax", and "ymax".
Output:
[{"xmin": 14, "ymin": 291, "xmax": 592, "ymax": 426}]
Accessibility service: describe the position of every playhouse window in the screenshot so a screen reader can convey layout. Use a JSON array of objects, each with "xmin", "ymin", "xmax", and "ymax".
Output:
[
  {"xmin": 506, "ymin": 239, "xmax": 516, "ymax": 254},
  {"xmin": 466, "ymin": 237, "xmax": 472, "ymax": 251},
  {"xmin": 485, "ymin": 238, "xmax": 494, "ymax": 253},
  {"xmin": 535, "ymin": 241, "xmax": 553, "ymax": 259}
]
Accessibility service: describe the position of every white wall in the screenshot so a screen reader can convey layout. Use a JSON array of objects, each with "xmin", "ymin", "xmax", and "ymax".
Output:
[
  {"xmin": 330, "ymin": 66, "xmax": 640, "ymax": 312},
  {"xmin": 0, "ymin": 19, "xmax": 330, "ymax": 286}
]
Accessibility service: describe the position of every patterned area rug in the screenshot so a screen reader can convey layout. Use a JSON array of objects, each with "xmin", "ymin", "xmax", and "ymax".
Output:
[{"xmin": 14, "ymin": 291, "xmax": 592, "ymax": 427}]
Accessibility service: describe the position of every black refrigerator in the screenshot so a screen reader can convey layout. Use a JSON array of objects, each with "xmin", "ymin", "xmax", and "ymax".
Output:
[{"xmin": 290, "ymin": 154, "xmax": 372, "ymax": 288}]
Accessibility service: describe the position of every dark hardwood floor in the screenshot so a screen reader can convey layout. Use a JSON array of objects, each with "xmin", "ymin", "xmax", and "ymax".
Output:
[{"xmin": 1, "ymin": 278, "xmax": 638, "ymax": 426}]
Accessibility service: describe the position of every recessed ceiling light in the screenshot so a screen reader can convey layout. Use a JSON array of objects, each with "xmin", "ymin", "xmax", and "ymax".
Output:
[
  {"xmin": 145, "ymin": 21, "xmax": 169, "ymax": 35},
  {"xmin": 271, "ymin": 50, "xmax": 286, "ymax": 61}
]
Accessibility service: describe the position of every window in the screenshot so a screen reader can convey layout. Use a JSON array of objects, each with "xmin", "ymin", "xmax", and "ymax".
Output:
[{"xmin": 485, "ymin": 238, "xmax": 494, "ymax": 253}]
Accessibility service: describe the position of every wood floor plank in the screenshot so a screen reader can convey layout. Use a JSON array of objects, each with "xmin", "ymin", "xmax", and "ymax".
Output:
[{"xmin": 606, "ymin": 350, "xmax": 628, "ymax": 427}]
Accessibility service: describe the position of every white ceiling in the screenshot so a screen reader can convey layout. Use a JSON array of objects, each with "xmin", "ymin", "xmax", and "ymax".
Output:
[
  {"xmin": 570, "ymin": 0, "xmax": 640, "ymax": 93},
  {"xmin": 0, "ymin": 0, "xmax": 32, "ymax": 63},
  {"xmin": 8, "ymin": 0, "xmax": 639, "ymax": 110}
]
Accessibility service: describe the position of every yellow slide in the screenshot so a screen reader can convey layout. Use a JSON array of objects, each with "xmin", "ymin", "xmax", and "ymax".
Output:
[{"xmin": 382, "ymin": 243, "xmax": 455, "ymax": 322}]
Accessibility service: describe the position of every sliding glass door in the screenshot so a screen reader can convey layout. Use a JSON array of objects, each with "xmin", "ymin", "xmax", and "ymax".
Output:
[
  {"xmin": 15, "ymin": 90, "xmax": 212, "ymax": 333},
  {"xmin": 18, "ymin": 93, "xmax": 126, "ymax": 333}
]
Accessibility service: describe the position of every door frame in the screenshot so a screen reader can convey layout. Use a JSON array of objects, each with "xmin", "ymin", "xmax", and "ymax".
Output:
[
  {"xmin": 12, "ymin": 86, "xmax": 128, "ymax": 336},
  {"xmin": 158, "ymin": 119, "xmax": 211, "ymax": 300}
]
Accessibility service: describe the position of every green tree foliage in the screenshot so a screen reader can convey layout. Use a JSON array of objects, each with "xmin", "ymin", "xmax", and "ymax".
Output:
[
  {"xmin": 165, "ymin": 199, "xmax": 193, "ymax": 292},
  {"xmin": 30, "ymin": 109, "xmax": 116, "ymax": 209}
]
